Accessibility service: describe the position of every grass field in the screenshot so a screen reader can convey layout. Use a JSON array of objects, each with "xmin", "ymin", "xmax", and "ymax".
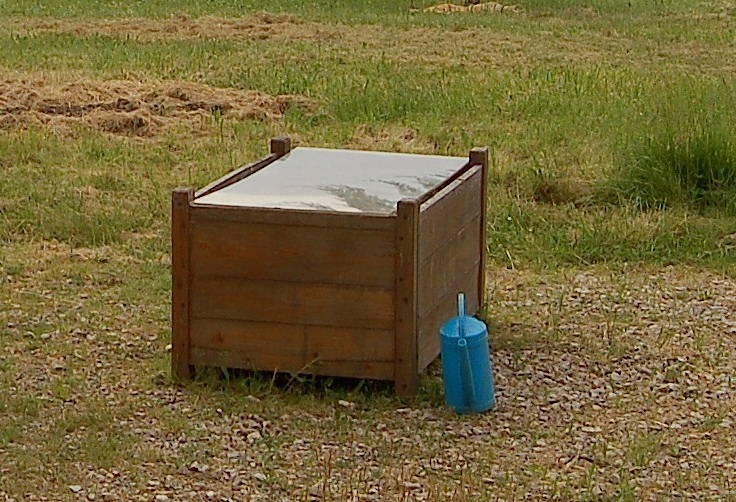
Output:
[{"xmin": 1, "ymin": 0, "xmax": 735, "ymax": 500}]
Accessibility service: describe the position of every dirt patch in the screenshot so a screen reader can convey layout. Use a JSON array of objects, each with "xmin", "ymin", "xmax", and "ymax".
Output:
[
  {"xmin": 10, "ymin": 12, "xmax": 341, "ymax": 42},
  {"xmin": 0, "ymin": 78, "xmax": 317, "ymax": 137},
  {"xmin": 346, "ymin": 125, "xmax": 435, "ymax": 153},
  {"xmin": 423, "ymin": 2, "xmax": 521, "ymax": 13}
]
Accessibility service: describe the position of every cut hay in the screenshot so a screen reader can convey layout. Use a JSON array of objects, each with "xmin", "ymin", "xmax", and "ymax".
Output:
[{"xmin": 0, "ymin": 78, "xmax": 317, "ymax": 137}]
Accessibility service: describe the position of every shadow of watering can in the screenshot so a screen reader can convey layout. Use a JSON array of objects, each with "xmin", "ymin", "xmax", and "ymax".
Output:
[{"xmin": 440, "ymin": 293, "xmax": 495, "ymax": 414}]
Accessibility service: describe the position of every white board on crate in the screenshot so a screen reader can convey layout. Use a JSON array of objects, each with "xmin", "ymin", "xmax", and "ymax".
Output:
[{"xmin": 195, "ymin": 147, "xmax": 467, "ymax": 214}]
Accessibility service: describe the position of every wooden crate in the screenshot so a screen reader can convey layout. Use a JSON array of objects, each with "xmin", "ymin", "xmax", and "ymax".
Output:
[{"xmin": 172, "ymin": 137, "xmax": 488, "ymax": 396}]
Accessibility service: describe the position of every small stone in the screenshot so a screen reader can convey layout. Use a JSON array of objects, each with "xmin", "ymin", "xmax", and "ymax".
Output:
[
  {"xmin": 581, "ymin": 426, "xmax": 602, "ymax": 433},
  {"xmin": 189, "ymin": 461, "xmax": 209, "ymax": 472},
  {"xmin": 155, "ymin": 495, "xmax": 170, "ymax": 502},
  {"xmin": 254, "ymin": 472, "xmax": 267, "ymax": 482},
  {"xmin": 338, "ymin": 400, "xmax": 355, "ymax": 409},
  {"xmin": 69, "ymin": 485, "xmax": 83, "ymax": 493}
]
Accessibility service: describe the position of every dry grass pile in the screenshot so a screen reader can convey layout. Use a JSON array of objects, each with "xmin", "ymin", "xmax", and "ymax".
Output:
[
  {"xmin": 9, "ymin": 12, "xmax": 340, "ymax": 42},
  {"xmin": 346, "ymin": 125, "xmax": 435, "ymax": 154},
  {"xmin": 423, "ymin": 2, "xmax": 521, "ymax": 13},
  {"xmin": 0, "ymin": 78, "xmax": 316, "ymax": 136}
]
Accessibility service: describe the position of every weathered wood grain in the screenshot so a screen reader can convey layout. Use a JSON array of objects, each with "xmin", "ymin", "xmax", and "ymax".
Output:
[
  {"xmin": 417, "ymin": 263, "xmax": 481, "ymax": 369},
  {"xmin": 394, "ymin": 199, "xmax": 419, "ymax": 396},
  {"xmin": 417, "ymin": 213, "xmax": 482, "ymax": 317},
  {"xmin": 190, "ymin": 204, "xmax": 396, "ymax": 231},
  {"xmin": 418, "ymin": 166, "xmax": 482, "ymax": 262},
  {"xmin": 190, "ymin": 219, "xmax": 395, "ymax": 288},
  {"xmin": 190, "ymin": 276, "xmax": 395, "ymax": 330},
  {"xmin": 190, "ymin": 347, "xmax": 395, "ymax": 380},
  {"xmin": 171, "ymin": 187, "xmax": 194, "ymax": 380},
  {"xmin": 190, "ymin": 318, "xmax": 393, "ymax": 363},
  {"xmin": 470, "ymin": 147, "xmax": 489, "ymax": 314}
]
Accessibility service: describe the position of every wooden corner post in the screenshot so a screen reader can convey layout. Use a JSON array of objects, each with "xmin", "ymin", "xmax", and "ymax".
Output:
[
  {"xmin": 270, "ymin": 136, "xmax": 291, "ymax": 157},
  {"xmin": 395, "ymin": 198, "xmax": 420, "ymax": 396},
  {"xmin": 469, "ymin": 147, "xmax": 489, "ymax": 314},
  {"xmin": 172, "ymin": 187, "xmax": 195, "ymax": 380}
]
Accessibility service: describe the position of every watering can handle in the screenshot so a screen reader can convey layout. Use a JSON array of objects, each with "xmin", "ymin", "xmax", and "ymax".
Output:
[
  {"xmin": 458, "ymin": 293, "xmax": 466, "ymax": 338},
  {"xmin": 458, "ymin": 338, "xmax": 476, "ymax": 406}
]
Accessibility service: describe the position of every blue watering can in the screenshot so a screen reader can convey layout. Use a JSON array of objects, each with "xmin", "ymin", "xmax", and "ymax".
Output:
[{"xmin": 440, "ymin": 293, "xmax": 495, "ymax": 414}]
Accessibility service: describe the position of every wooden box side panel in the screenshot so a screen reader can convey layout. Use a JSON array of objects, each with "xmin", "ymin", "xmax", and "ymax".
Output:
[
  {"xmin": 189, "ymin": 207, "xmax": 396, "ymax": 288},
  {"xmin": 189, "ymin": 320, "xmax": 395, "ymax": 380},
  {"xmin": 187, "ymin": 206, "xmax": 397, "ymax": 379},
  {"xmin": 416, "ymin": 166, "xmax": 483, "ymax": 369}
]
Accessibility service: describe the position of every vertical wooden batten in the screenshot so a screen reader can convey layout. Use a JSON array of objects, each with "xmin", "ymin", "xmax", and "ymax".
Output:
[
  {"xmin": 172, "ymin": 187, "xmax": 195, "ymax": 380},
  {"xmin": 469, "ymin": 147, "xmax": 489, "ymax": 313},
  {"xmin": 394, "ymin": 198, "xmax": 420, "ymax": 396}
]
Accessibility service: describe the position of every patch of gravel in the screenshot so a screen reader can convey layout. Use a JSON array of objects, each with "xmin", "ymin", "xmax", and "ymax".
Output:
[{"xmin": 2, "ymin": 242, "xmax": 735, "ymax": 500}]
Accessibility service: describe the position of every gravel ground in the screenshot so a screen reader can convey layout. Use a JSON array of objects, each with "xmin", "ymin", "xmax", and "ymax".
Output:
[{"xmin": 1, "ymin": 242, "xmax": 735, "ymax": 500}]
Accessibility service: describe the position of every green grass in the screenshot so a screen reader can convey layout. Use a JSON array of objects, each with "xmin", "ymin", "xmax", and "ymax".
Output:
[
  {"xmin": 1, "ymin": 42, "xmax": 734, "ymax": 266},
  {"xmin": 0, "ymin": 0, "xmax": 715, "ymax": 24},
  {"xmin": 2, "ymin": 0, "xmax": 736, "ymax": 499},
  {"xmin": 605, "ymin": 79, "xmax": 736, "ymax": 214}
]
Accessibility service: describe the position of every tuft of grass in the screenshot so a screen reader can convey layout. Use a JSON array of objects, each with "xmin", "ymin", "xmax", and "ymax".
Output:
[
  {"xmin": 604, "ymin": 80, "xmax": 736, "ymax": 214},
  {"xmin": 612, "ymin": 127, "xmax": 736, "ymax": 213}
]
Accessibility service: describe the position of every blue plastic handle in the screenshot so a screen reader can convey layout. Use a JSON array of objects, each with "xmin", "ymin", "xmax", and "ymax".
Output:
[
  {"xmin": 458, "ymin": 293, "xmax": 466, "ymax": 338},
  {"xmin": 458, "ymin": 337, "xmax": 476, "ymax": 406}
]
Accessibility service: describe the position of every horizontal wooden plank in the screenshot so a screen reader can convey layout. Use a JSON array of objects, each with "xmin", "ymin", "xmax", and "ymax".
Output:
[
  {"xmin": 190, "ymin": 204, "xmax": 396, "ymax": 231},
  {"xmin": 190, "ymin": 219, "xmax": 395, "ymax": 288},
  {"xmin": 417, "ymin": 215, "xmax": 482, "ymax": 316},
  {"xmin": 416, "ymin": 160, "xmax": 474, "ymax": 205},
  {"xmin": 194, "ymin": 154, "xmax": 279, "ymax": 198},
  {"xmin": 418, "ymin": 167, "xmax": 482, "ymax": 262},
  {"xmin": 190, "ymin": 317, "xmax": 394, "ymax": 363},
  {"xmin": 190, "ymin": 347, "xmax": 395, "ymax": 381},
  {"xmin": 190, "ymin": 276, "xmax": 395, "ymax": 330},
  {"xmin": 417, "ymin": 263, "xmax": 481, "ymax": 370}
]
